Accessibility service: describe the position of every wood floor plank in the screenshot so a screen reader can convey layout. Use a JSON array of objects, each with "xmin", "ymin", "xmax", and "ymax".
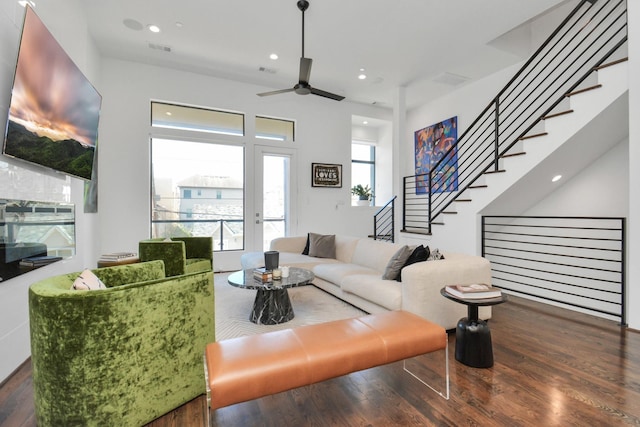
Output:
[{"xmin": 1, "ymin": 294, "xmax": 639, "ymax": 426}]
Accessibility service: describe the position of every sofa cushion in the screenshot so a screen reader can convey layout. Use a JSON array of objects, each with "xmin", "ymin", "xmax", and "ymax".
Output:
[
  {"xmin": 71, "ymin": 269, "xmax": 106, "ymax": 290},
  {"xmin": 308, "ymin": 233, "xmax": 336, "ymax": 258},
  {"xmin": 185, "ymin": 258, "xmax": 212, "ymax": 274},
  {"xmin": 350, "ymin": 239, "xmax": 404, "ymax": 273},
  {"xmin": 313, "ymin": 263, "xmax": 379, "ymax": 285},
  {"xmin": 382, "ymin": 245, "xmax": 413, "ymax": 280},
  {"xmin": 341, "ymin": 275, "xmax": 402, "ymax": 310}
]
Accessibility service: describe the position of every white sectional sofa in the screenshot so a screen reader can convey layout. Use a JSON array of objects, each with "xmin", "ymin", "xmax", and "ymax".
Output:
[{"xmin": 241, "ymin": 234, "xmax": 492, "ymax": 330}]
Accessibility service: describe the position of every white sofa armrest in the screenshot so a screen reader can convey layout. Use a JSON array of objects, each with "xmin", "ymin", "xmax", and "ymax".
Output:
[{"xmin": 400, "ymin": 252, "xmax": 492, "ymax": 329}]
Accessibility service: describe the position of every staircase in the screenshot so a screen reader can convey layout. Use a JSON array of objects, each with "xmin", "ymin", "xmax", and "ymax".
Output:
[
  {"xmin": 434, "ymin": 60, "xmax": 627, "ymax": 254},
  {"xmin": 401, "ymin": 0, "xmax": 628, "ymax": 254}
]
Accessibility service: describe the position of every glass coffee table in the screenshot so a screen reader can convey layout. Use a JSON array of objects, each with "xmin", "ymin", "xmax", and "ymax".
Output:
[{"xmin": 228, "ymin": 267, "xmax": 315, "ymax": 325}]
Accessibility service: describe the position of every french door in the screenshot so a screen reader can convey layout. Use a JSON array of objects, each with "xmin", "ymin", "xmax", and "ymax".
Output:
[{"xmin": 253, "ymin": 146, "xmax": 297, "ymax": 251}]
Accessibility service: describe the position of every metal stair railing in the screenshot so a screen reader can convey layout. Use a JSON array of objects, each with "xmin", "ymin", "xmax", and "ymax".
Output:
[
  {"xmin": 374, "ymin": 196, "xmax": 396, "ymax": 242},
  {"xmin": 402, "ymin": 0, "xmax": 627, "ymax": 235}
]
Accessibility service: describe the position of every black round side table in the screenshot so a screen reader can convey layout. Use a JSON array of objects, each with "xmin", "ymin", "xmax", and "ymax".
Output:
[{"xmin": 440, "ymin": 287, "xmax": 507, "ymax": 368}]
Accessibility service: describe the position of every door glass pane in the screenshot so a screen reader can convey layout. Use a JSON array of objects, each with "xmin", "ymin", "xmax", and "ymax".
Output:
[
  {"xmin": 262, "ymin": 155, "xmax": 289, "ymax": 250},
  {"xmin": 151, "ymin": 138, "xmax": 244, "ymax": 251}
]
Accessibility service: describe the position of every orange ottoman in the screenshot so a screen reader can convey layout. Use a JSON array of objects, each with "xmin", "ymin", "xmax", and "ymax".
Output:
[{"xmin": 204, "ymin": 310, "xmax": 448, "ymax": 412}]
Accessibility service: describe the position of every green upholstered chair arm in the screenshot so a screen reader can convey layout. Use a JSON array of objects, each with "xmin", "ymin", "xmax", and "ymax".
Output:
[
  {"xmin": 29, "ymin": 265, "xmax": 215, "ymax": 427},
  {"xmin": 139, "ymin": 239, "xmax": 187, "ymax": 276}
]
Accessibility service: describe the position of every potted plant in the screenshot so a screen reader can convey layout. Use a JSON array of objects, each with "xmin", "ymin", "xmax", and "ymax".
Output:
[{"xmin": 351, "ymin": 184, "xmax": 373, "ymax": 206}]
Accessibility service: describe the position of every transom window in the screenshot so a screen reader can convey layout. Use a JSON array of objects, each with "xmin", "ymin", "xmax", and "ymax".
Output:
[
  {"xmin": 255, "ymin": 116, "xmax": 295, "ymax": 141},
  {"xmin": 151, "ymin": 102, "xmax": 244, "ymax": 137}
]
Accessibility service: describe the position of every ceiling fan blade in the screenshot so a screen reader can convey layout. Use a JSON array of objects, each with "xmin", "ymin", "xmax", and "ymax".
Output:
[
  {"xmin": 299, "ymin": 57, "xmax": 312, "ymax": 84},
  {"xmin": 310, "ymin": 87, "xmax": 345, "ymax": 101},
  {"xmin": 257, "ymin": 88, "xmax": 295, "ymax": 97}
]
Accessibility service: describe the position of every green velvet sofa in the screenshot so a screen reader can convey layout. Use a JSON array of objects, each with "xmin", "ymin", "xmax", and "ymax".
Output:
[
  {"xmin": 28, "ymin": 260, "xmax": 215, "ymax": 427},
  {"xmin": 139, "ymin": 237, "xmax": 213, "ymax": 276}
]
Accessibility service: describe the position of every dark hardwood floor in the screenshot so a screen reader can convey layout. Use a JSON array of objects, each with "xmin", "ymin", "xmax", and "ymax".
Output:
[{"xmin": 1, "ymin": 295, "xmax": 639, "ymax": 426}]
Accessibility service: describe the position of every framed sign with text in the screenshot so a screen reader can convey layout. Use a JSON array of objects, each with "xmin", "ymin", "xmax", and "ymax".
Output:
[{"xmin": 311, "ymin": 163, "xmax": 342, "ymax": 188}]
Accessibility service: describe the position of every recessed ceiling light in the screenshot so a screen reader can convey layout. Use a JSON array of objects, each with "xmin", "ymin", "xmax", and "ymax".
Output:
[
  {"xmin": 269, "ymin": 53, "xmax": 278, "ymax": 60},
  {"xmin": 358, "ymin": 74, "xmax": 367, "ymax": 80},
  {"xmin": 363, "ymin": 121, "xmax": 369, "ymax": 125},
  {"xmin": 175, "ymin": 22, "xmax": 183, "ymax": 28},
  {"xmin": 148, "ymin": 24, "xmax": 161, "ymax": 33},
  {"xmin": 552, "ymin": 174, "xmax": 562, "ymax": 182},
  {"xmin": 18, "ymin": 1, "xmax": 35, "ymax": 7}
]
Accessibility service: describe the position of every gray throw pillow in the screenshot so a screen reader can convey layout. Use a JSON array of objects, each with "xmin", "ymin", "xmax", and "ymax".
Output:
[
  {"xmin": 308, "ymin": 233, "xmax": 336, "ymax": 258},
  {"xmin": 382, "ymin": 245, "xmax": 414, "ymax": 280}
]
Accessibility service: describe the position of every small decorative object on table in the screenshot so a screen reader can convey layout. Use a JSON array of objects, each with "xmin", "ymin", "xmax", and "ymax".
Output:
[
  {"xmin": 264, "ymin": 250, "xmax": 279, "ymax": 271},
  {"xmin": 97, "ymin": 252, "xmax": 139, "ymax": 268},
  {"xmin": 253, "ymin": 267, "xmax": 273, "ymax": 283},
  {"xmin": 19, "ymin": 255, "xmax": 63, "ymax": 268},
  {"xmin": 445, "ymin": 283, "xmax": 502, "ymax": 299}
]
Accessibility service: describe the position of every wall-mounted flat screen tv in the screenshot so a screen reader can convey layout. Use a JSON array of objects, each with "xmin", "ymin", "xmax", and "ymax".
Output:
[{"xmin": 2, "ymin": 6, "xmax": 101, "ymax": 181}]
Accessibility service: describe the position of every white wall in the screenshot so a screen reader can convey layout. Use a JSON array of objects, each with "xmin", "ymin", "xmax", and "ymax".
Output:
[
  {"xmin": 0, "ymin": 0, "xmax": 102, "ymax": 382},
  {"xmin": 523, "ymin": 139, "xmax": 628, "ymax": 217}
]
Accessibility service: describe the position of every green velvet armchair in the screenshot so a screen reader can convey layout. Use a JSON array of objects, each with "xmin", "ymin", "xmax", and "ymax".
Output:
[
  {"xmin": 139, "ymin": 237, "xmax": 213, "ymax": 277},
  {"xmin": 28, "ymin": 260, "xmax": 215, "ymax": 427}
]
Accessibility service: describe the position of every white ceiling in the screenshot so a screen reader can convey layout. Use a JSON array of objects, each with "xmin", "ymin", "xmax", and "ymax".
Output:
[{"xmin": 82, "ymin": 0, "xmax": 572, "ymax": 110}]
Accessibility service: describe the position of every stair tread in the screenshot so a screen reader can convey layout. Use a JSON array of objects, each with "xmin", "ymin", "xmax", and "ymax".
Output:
[
  {"xmin": 519, "ymin": 132, "xmax": 548, "ymax": 141},
  {"xmin": 566, "ymin": 84, "xmax": 602, "ymax": 97},
  {"xmin": 469, "ymin": 184, "xmax": 488, "ymax": 189},
  {"xmin": 542, "ymin": 109, "xmax": 574, "ymax": 120},
  {"xmin": 594, "ymin": 57, "xmax": 628, "ymax": 70},
  {"xmin": 454, "ymin": 199, "xmax": 472, "ymax": 202},
  {"xmin": 484, "ymin": 169, "xmax": 506, "ymax": 175},
  {"xmin": 500, "ymin": 152, "xmax": 526, "ymax": 158}
]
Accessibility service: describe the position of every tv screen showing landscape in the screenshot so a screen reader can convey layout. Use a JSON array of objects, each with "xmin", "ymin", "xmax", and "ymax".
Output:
[{"xmin": 2, "ymin": 6, "xmax": 102, "ymax": 181}]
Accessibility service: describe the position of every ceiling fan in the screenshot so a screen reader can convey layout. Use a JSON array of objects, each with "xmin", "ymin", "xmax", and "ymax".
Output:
[{"xmin": 257, "ymin": 0, "xmax": 345, "ymax": 101}]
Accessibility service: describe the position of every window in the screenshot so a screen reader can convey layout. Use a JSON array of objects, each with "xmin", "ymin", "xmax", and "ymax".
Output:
[
  {"xmin": 151, "ymin": 102, "xmax": 244, "ymax": 137},
  {"xmin": 151, "ymin": 138, "xmax": 244, "ymax": 251},
  {"xmin": 256, "ymin": 116, "xmax": 295, "ymax": 141},
  {"xmin": 351, "ymin": 142, "xmax": 375, "ymax": 205}
]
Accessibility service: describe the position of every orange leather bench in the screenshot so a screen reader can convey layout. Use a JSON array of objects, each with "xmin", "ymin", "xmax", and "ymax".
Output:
[{"xmin": 204, "ymin": 310, "xmax": 448, "ymax": 411}]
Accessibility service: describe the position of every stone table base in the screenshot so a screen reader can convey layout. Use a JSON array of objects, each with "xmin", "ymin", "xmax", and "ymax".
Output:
[{"xmin": 250, "ymin": 289, "xmax": 294, "ymax": 325}]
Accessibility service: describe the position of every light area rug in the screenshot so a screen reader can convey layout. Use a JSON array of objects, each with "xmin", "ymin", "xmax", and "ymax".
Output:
[{"xmin": 214, "ymin": 272, "xmax": 366, "ymax": 341}]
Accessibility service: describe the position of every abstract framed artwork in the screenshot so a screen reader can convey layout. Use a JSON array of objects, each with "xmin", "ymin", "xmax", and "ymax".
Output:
[
  {"xmin": 414, "ymin": 116, "xmax": 458, "ymax": 194},
  {"xmin": 311, "ymin": 163, "xmax": 342, "ymax": 188}
]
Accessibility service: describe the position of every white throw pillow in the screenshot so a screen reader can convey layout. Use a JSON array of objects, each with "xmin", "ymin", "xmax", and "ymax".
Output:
[{"xmin": 71, "ymin": 269, "xmax": 106, "ymax": 290}]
